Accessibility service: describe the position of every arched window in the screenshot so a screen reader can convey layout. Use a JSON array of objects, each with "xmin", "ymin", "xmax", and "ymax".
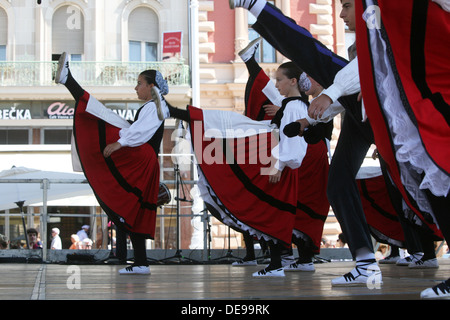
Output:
[
  {"xmin": 128, "ymin": 7, "xmax": 159, "ymax": 61},
  {"xmin": 52, "ymin": 5, "xmax": 84, "ymax": 61}
]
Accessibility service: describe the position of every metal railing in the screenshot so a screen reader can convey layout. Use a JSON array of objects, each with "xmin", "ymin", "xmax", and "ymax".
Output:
[{"xmin": 0, "ymin": 61, "xmax": 190, "ymax": 87}]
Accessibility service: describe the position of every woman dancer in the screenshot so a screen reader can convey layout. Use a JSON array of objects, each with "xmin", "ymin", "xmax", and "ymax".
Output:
[
  {"xmin": 55, "ymin": 52, "xmax": 169, "ymax": 275},
  {"xmin": 240, "ymin": 39, "xmax": 330, "ymax": 272}
]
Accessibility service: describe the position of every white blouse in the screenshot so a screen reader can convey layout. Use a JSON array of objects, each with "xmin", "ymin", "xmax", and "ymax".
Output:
[
  {"xmin": 272, "ymin": 99, "xmax": 308, "ymax": 172},
  {"xmin": 117, "ymin": 100, "xmax": 169, "ymax": 148},
  {"xmin": 259, "ymin": 79, "xmax": 314, "ymax": 171}
]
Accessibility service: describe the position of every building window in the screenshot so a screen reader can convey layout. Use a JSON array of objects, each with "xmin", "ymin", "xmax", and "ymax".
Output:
[
  {"xmin": 0, "ymin": 129, "xmax": 30, "ymax": 144},
  {"xmin": 0, "ymin": 45, "xmax": 5, "ymax": 61},
  {"xmin": 129, "ymin": 41, "xmax": 158, "ymax": 62},
  {"xmin": 128, "ymin": 7, "xmax": 159, "ymax": 61},
  {"xmin": 52, "ymin": 5, "xmax": 84, "ymax": 58},
  {"xmin": 247, "ymin": 4, "xmax": 276, "ymax": 63},
  {"xmin": 42, "ymin": 129, "xmax": 72, "ymax": 144}
]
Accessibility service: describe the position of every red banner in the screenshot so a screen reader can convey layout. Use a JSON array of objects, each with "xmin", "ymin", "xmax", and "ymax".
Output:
[{"xmin": 163, "ymin": 31, "xmax": 182, "ymax": 55}]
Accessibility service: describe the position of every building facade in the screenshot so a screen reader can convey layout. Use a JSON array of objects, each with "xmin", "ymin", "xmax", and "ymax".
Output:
[{"xmin": 0, "ymin": 0, "xmax": 353, "ymax": 255}]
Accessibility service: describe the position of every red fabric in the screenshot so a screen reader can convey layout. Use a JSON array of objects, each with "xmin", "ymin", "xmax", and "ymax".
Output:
[
  {"xmin": 74, "ymin": 92, "xmax": 159, "ymax": 238},
  {"xmin": 374, "ymin": 1, "xmax": 450, "ymax": 174},
  {"xmin": 244, "ymin": 70, "xmax": 330, "ymax": 250},
  {"xmin": 245, "ymin": 69, "xmax": 273, "ymax": 121},
  {"xmin": 188, "ymin": 106, "xmax": 297, "ymax": 245},
  {"xmin": 357, "ymin": 175, "xmax": 405, "ymax": 245},
  {"xmin": 355, "ymin": 0, "xmax": 445, "ymax": 239},
  {"xmin": 294, "ymin": 141, "xmax": 329, "ymax": 253}
]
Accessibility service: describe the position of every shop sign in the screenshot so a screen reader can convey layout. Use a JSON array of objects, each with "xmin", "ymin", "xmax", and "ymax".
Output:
[
  {"xmin": 0, "ymin": 102, "xmax": 137, "ymax": 121},
  {"xmin": 0, "ymin": 107, "xmax": 32, "ymax": 120},
  {"xmin": 47, "ymin": 102, "xmax": 74, "ymax": 119}
]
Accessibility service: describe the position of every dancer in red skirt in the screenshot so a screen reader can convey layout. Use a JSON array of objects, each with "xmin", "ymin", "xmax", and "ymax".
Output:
[
  {"xmin": 55, "ymin": 52, "xmax": 169, "ymax": 275},
  {"xmin": 240, "ymin": 39, "xmax": 330, "ymax": 273},
  {"xmin": 157, "ymin": 47, "xmax": 330, "ymax": 277}
]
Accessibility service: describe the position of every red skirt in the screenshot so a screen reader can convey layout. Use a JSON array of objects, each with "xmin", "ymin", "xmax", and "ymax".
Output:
[
  {"xmin": 357, "ymin": 169, "xmax": 405, "ymax": 247},
  {"xmin": 294, "ymin": 140, "xmax": 329, "ymax": 253},
  {"xmin": 355, "ymin": 0, "xmax": 446, "ymax": 239},
  {"xmin": 245, "ymin": 69, "xmax": 330, "ymax": 249},
  {"xmin": 188, "ymin": 106, "xmax": 297, "ymax": 245},
  {"xmin": 73, "ymin": 92, "xmax": 159, "ymax": 238}
]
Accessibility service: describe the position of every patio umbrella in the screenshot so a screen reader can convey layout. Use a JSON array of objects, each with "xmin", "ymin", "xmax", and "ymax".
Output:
[{"xmin": 0, "ymin": 166, "xmax": 92, "ymax": 211}]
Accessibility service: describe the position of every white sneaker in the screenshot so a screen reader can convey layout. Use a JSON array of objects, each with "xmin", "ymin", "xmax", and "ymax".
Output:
[
  {"xmin": 396, "ymin": 253, "xmax": 423, "ymax": 266},
  {"xmin": 409, "ymin": 258, "xmax": 439, "ymax": 269},
  {"xmin": 252, "ymin": 267, "xmax": 285, "ymax": 278},
  {"xmin": 55, "ymin": 52, "xmax": 69, "ymax": 84},
  {"xmin": 284, "ymin": 262, "xmax": 315, "ymax": 272},
  {"xmin": 231, "ymin": 259, "xmax": 257, "ymax": 266},
  {"xmin": 331, "ymin": 259, "xmax": 382, "ymax": 287},
  {"xmin": 118, "ymin": 265, "xmax": 150, "ymax": 275},
  {"xmin": 420, "ymin": 280, "xmax": 450, "ymax": 299},
  {"xmin": 229, "ymin": 0, "xmax": 258, "ymax": 10},
  {"xmin": 238, "ymin": 37, "xmax": 261, "ymax": 63},
  {"xmin": 378, "ymin": 255, "xmax": 400, "ymax": 264}
]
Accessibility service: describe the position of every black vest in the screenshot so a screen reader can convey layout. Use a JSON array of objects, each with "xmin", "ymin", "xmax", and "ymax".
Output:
[{"xmin": 134, "ymin": 103, "xmax": 164, "ymax": 154}]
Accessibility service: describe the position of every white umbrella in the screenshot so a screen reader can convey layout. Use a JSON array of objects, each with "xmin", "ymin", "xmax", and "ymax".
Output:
[
  {"xmin": 0, "ymin": 166, "xmax": 94, "ymax": 256},
  {"xmin": 0, "ymin": 166, "xmax": 93, "ymax": 211}
]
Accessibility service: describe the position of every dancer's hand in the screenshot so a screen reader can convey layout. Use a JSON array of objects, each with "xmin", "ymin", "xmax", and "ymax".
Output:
[
  {"xmin": 269, "ymin": 170, "xmax": 282, "ymax": 184},
  {"xmin": 283, "ymin": 118, "xmax": 310, "ymax": 137},
  {"xmin": 103, "ymin": 142, "xmax": 122, "ymax": 158},
  {"xmin": 296, "ymin": 118, "xmax": 310, "ymax": 136},
  {"xmin": 263, "ymin": 104, "xmax": 280, "ymax": 117},
  {"xmin": 308, "ymin": 94, "xmax": 332, "ymax": 120}
]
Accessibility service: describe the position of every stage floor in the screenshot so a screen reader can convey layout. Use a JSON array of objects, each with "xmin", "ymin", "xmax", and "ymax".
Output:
[{"xmin": 1, "ymin": 259, "xmax": 449, "ymax": 303}]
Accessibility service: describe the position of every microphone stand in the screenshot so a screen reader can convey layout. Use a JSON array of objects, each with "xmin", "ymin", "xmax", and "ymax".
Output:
[
  {"xmin": 159, "ymin": 164, "xmax": 199, "ymax": 264},
  {"xmin": 210, "ymin": 226, "xmax": 241, "ymax": 264},
  {"xmin": 16, "ymin": 201, "xmax": 30, "ymax": 249}
]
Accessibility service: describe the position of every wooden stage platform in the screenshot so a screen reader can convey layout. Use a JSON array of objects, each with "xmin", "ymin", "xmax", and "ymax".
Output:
[{"xmin": 1, "ymin": 259, "xmax": 449, "ymax": 305}]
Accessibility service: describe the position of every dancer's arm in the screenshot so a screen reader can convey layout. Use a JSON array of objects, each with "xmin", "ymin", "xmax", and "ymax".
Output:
[
  {"xmin": 118, "ymin": 103, "xmax": 163, "ymax": 147},
  {"xmin": 308, "ymin": 57, "xmax": 360, "ymax": 120},
  {"xmin": 252, "ymin": 3, "xmax": 348, "ymax": 89},
  {"xmin": 263, "ymin": 104, "xmax": 280, "ymax": 117},
  {"xmin": 103, "ymin": 102, "xmax": 163, "ymax": 157}
]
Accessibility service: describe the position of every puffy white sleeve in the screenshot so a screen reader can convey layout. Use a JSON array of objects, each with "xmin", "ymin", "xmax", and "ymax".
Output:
[
  {"xmin": 305, "ymin": 99, "xmax": 345, "ymax": 125},
  {"xmin": 261, "ymin": 79, "xmax": 284, "ymax": 107},
  {"xmin": 321, "ymin": 57, "xmax": 360, "ymax": 103},
  {"xmin": 117, "ymin": 102, "xmax": 164, "ymax": 147},
  {"xmin": 272, "ymin": 100, "xmax": 308, "ymax": 171}
]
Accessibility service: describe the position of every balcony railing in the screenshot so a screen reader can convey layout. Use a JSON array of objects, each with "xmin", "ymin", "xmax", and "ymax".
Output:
[{"xmin": 0, "ymin": 61, "xmax": 191, "ymax": 87}]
